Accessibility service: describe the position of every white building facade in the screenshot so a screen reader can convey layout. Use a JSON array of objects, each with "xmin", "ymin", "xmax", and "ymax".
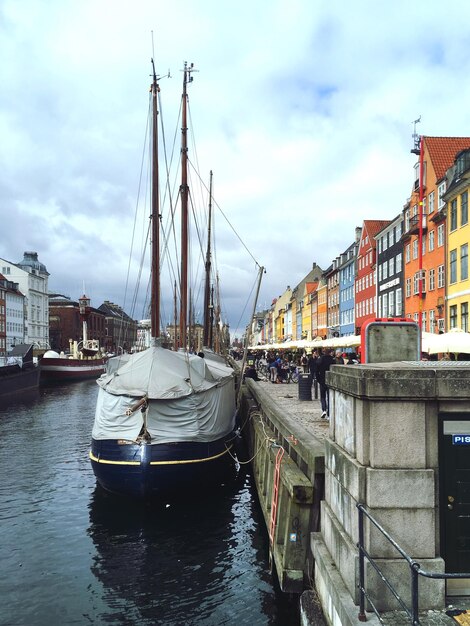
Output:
[{"xmin": 0, "ymin": 252, "xmax": 50, "ymax": 350}]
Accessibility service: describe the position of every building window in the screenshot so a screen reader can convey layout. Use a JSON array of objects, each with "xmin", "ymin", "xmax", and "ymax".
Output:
[
  {"xmin": 388, "ymin": 290, "xmax": 395, "ymax": 317},
  {"xmin": 450, "ymin": 304, "xmax": 458, "ymax": 329},
  {"xmin": 413, "ymin": 273, "xmax": 419, "ymax": 295},
  {"xmin": 383, "ymin": 263, "xmax": 388, "ymax": 280},
  {"xmin": 396, "ymin": 253, "xmax": 402, "ymax": 273},
  {"xmin": 437, "ymin": 224, "xmax": 444, "ymax": 247},
  {"xmin": 450, "ymin": 249, "xmax": 457, "ymax": 284},
  {"xmin": 462, "ymin": 302, "xmax": 469, "ymax": 332},
  {"xmin": 462, "ymin": 191, "xmax": 468, "ymax": 226},
  {"xmin": 406, "ymin": 277, "xmax": 411, "ymax": 298},
  {"xmin": 396, "ymin": 288, "xmax": 402, "ymax": 315},
  {"xmin": 461, "ymin": 244, "xmax": 469, "ymax": 281},
  {"xmin": 429, "ymin": 229, "xmax": 435, "ymax": 252},
  {"xmin": 429, "ymin": 308, "xmax": 435, "ymax": 332},
  {"xmin": 382, "ymin": 293, "xmax": 387, "ymax": 316},
  {"xmin": 389, "ymin": 258, "xmax": 394, "ymax": 276},
  {"xmin": 422, "ymin": 310, "xmax": 427, "ymax": 332},
  {"xmin": 429, "ymin": 268, "xmax": 435, "ymax": 291},
  {"xmin": 438, "ymin": 181, "xmax": 447, "ymax": 210},
  {"xmin": 450, "ymin": 199, "xmax": 458, "ymax": 231},
  {"xmin": 396, "ymin": 221, "xmax": 402, "ymax": 239},
  {"xmin": 428, "ymin": 191, "xmax": 435, "ymax": 214},
  {"xmin": 438, "ymin": 265, "xmax": 445, "ymax": 288},
  {"xmin": 405, "ymin": 244, "xmax": 410, "ymax": 263},
  {"xmin": 412, "ymin": 239, "xmax": 418, "ymax": 260},
  {"xmin": 405, "ymin": 208, "xmax": 410, "ymax": 232}
]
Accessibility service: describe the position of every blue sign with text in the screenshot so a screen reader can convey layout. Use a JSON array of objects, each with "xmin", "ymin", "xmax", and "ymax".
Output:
[{"xmin": 452, "ymin": 434, "xmax": 470, "ymax": 445}]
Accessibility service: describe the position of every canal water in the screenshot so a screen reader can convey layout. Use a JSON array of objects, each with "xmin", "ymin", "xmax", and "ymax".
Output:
[{"xmin": 0, "ymin": 380, "xmax": 299, "ymax": 625}]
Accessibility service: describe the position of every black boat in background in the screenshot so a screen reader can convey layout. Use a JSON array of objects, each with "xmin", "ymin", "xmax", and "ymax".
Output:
[{"xmin": 0, "ymin": 343, "xmax": 40, "ymax": 398}]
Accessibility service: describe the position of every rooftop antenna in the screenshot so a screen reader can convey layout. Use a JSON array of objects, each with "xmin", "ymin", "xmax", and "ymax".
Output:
[{"xmin": 411, "ymin": 116, "xmax": 421, "ymax": 155}]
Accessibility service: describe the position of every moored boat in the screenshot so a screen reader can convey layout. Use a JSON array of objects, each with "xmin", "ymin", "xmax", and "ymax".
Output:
[
  {"xmin": 0, "ymin": 343, "xmax": 40, "ymax": 397},
  {"xmin": 90, "ymin": 61, "xmax": 241, "ymax": 498},
  {"xmin": 41, "ymin": 294, "xmax": 107, "ymax": 383}
]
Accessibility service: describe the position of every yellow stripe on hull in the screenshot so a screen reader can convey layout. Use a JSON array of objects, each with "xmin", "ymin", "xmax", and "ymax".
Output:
[
  {"xmin": 89, "ymin": 451, "xmax": 140, "ymax": 466},
  {"xmin": 89, "ymin": 445, "xmax": 232, "ymax": 466}
]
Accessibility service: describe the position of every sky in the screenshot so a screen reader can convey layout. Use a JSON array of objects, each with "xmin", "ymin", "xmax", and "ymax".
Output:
[{"xmin": 3, "ymin": 0, "xmax": 470, "ymax": 340}]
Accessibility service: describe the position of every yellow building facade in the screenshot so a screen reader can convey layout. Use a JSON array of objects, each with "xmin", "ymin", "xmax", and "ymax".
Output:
[{"xmin": 444, "ymin": 149, "xmax": 470, "ymax": 331}]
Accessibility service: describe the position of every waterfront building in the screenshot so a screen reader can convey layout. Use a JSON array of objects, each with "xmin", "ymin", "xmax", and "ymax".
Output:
[
  {"xmin": 403, "ymin": 136, "xmax": 470, "ymax": 333},
  {"xmin": 165, "ymin": 322, "xmax": 204, "ymax": 352},
  {"xmin": 338, "ymin": 232, "xmax": 360, "ymax": 337},
  {"xmin": 249, "ymin": 310, "xmax": 267, "ymax": 346},
  {"xmin": 0, "ymin": 275, "xmax": 26, "ymax": 353},
  {"xmin": 443, "ymin": 148, "xmax": 470, "ymax": 331},
  {"xmin": 272, "ymin": 286, "xmax": 292, "ymax": 343},
  {"xmin": 375, "ymin": 214, "xmax": 404, "ymax": 319},
  {"xmin": 325, "ymin": 259, "xmax": 340, "ymax": 338},
  {"xmin": 136, "ymin": 319, "xmax": 152, "ymax": 350},
  {"xmin": 49, "ymin": 295, "xmax": 106, "ymax": 353},
  {"xmin": 301, "ymin": 281, "xmax": 318, "ymax": 341},
  {"xmin": 316, "ymin": 276, "xmax": 328, "ymax": 339},
  {"xmin": 285, "ymin": 298, "xmax": 293, "ymax": 342},
  {"xmin": 290, "ymin": 263, "xmax": 323, "ymax": 341},
  {"xmin": 355, "ymin": 220, "xmax": 390, "ymax": 334},
  {"xmin": 309, "ymin": 284, "xmax": 319, "ymax": 341},
  {"xmin": 0, "ymin": 277, "xmax": 5, "ymax": 356},
  {"xmin": 97, "ymin": 300, "xmax": 138, "ymax": 354},
  {"xmin": 266, "ymin": 298, "xmax": 276, "ymax": 345},
  {"xmin": 0, "ymin": 252, "xmax": 50, "ymax": 350}
]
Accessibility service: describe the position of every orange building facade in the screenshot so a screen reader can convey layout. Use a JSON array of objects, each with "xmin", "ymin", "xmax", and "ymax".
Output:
[{"xmin": 403, "ymin": 136, "xmax": 470, "ymax": 333}]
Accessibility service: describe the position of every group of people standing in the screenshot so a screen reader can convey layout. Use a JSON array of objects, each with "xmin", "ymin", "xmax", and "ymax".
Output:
[{"xmin": 246, "ymin": 347, "xmax": 358, "ymax": 420}]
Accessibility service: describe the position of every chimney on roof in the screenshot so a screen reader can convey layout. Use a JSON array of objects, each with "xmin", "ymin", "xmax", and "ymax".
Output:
[{"xmin": 355, "ymin": 226, "xmax": 362, "ymax": 242}]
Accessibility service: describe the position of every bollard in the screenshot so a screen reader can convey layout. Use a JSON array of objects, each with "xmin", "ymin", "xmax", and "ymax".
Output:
[
  {"xmin": 298, "ymin": 373, "xmax": 312, "ymax": 401},
  {"xmin": 313, "ymin": 378, "xmax": 318, "ymax": 399}
]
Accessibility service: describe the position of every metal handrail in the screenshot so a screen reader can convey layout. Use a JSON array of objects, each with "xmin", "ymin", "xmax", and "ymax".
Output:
[{"xmin": 357, "ymin": 503, "xmax": 470, "ymax": 625}]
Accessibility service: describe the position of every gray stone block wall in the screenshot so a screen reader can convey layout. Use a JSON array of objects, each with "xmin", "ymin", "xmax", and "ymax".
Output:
[{"xmin": 313, "ymin": 362, "xmax": 464, "ymax": 618}]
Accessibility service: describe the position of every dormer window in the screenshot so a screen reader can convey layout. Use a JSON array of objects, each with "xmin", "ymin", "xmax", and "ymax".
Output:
[{"xmin": 456, "ymin": 149, "xmax": 470, "ymax": 176}]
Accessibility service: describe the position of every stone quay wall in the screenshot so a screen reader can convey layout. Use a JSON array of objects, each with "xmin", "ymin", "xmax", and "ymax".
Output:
[{"xmin": 312, "ymin": 361, "xmax": 470, "ymax": 623}]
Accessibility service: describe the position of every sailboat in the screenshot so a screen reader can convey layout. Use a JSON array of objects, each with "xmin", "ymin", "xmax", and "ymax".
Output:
[{"xmin": 89, "ymin": 62, "xmax": 238, "ymax": 498}]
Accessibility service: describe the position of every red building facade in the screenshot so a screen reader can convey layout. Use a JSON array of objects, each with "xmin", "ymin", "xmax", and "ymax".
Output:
[{"xmin": 355, "ymin": 220, "xmax": 390, "ymax": 334}]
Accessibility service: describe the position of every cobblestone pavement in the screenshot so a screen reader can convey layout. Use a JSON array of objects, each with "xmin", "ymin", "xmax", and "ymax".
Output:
[{"xmin": 253, "ymin": 375, "xmax": 330, "ymax": 441}]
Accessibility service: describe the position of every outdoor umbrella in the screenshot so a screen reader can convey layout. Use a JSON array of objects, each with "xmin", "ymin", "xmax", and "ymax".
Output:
[{"xmin": 426, "ymin": 328, "xmax": 470, "ymax": 354}]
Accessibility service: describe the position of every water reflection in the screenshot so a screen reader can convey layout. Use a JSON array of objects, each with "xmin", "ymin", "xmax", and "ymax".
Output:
[
  {"xmin": 87, "ymin": 471, "xmax": 298, "ymax": 625},
  {"xmin": 0, "ymin": 379, "xmax": 299, "ymax": 626}
]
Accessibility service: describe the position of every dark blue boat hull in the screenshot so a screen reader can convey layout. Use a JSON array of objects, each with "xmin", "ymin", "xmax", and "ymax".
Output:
[{"xmin": 90, "ymin": 437, "xmax": 236, "ymax": 498}]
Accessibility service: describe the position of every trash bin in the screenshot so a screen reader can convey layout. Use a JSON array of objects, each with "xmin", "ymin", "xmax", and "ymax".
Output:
[{"xmin": 298, "ymin": 373, "xmax": 312, "ymax": 401}]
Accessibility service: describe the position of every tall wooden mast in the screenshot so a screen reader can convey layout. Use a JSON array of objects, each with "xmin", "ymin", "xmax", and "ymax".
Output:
[
  {"xmin": 179, "ymin": 61, "xmax": 195, "ymax": 350},
  {"xmin": 203, "ymin": 170, "xmax": 213, "ymax": 347},
  {"xmin": 150, "ymin": 59, "xmax": 160, "ymax": 339}
]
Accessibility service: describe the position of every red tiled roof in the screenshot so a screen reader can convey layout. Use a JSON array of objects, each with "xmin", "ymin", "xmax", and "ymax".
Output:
[
  {"xmin": 305, "ymin": 281, "xmax": 318, "ymax": 295},
  {"xmin": 424, "ymin": 136, "xmax": 470, "ymax": 181},
  {"xmin": 363, "ymin": 219, "xmax": 391, "ymax": 242}
]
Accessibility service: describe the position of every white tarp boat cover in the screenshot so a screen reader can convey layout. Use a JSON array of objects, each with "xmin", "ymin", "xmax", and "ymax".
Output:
[{"xmin": 92, "ymin": 347, "xmax": 236, "ymax": 444}]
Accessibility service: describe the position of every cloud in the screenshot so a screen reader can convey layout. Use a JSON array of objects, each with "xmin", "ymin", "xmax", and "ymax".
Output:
[{"xmin": 3, "ymin": 0, "xmax": 470, "ymax": 341}]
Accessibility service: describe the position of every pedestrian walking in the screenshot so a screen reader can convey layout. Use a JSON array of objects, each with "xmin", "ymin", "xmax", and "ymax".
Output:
[{"xmin": 316, "ymin": 348, "xmax": 335, "ymax": 418}]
